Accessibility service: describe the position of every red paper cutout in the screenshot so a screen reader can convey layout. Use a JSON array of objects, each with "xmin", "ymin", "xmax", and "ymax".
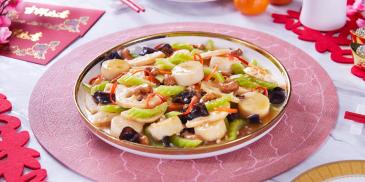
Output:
[
  {"xmin": 351, "ymin": 65, "xmax": 365, "ymax": 80},
  {"xmin": 0, "ymin": 94, "xmax": 12, "ymax": 113},
  {"xmin": 272, "ymin": 9, "xmax": 363, "ymax": 64},
  {"xmin": 0, "ymin": 94, "xmax": 47, "ymax": 182}
]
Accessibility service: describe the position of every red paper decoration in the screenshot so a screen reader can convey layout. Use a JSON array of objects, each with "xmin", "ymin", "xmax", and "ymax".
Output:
[
  {"xmin": 0, "ymin": 94, "xmax": 12, "ymax": 113},
  {"xmin": 272, "ymin": 10, "xmax": 363, "ymax": 64},
  {"xmin": 351, "ymin": 65, "xmax": 365, "ymax": 80},
  {"xmin": 0, "ymin": 94, "xmax": 47, "ymax": 182}
]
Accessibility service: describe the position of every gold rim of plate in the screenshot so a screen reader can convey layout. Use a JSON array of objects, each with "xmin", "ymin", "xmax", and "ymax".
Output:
[
  {"xmin": 73, "ymin": 31, "xmax": 292, "ymax": 155},
  {"xmin": 293, "ymin": 160, "xmax": 365, "ymax": 182}
]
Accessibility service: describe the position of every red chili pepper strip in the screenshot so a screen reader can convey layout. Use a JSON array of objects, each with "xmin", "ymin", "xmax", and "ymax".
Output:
[
  {"xmin": 255, "ymin": 86, "xmax": 268, "ymax": 97},
  {"xmin": 154, "ymin": 43, "xmax": 164, "ymax": 50},
  {"xmin": 204, "ymin": 65, "xmax": 218, "ymax": 81},
  {"xmin": 194, "ymin": 83, "xmax": 201, "ymax": 92},
  {"xmin": 182, "ymin": 96, "xmax": 199, "ymax": 115},
  {"xmin": 345, "ymin": 111, "xmax": 365, "ymax": 124},
  {"xmin": 231, "ymin": 54, "xmax": 249, "ymax": 65},
  {"xmin": 148, "ymin": 75, "xmax": 160, "ymax": 84},
  {"xmin": 89, "ymin": 74, "xmax": 103, "ymax": 85},
  {"xmin": 109, "ymin": 82, "xmax": 118, "ymax": 104},
  {"xmin": 110, "ymin": 72, "xmax": 126, "ymax": 83},
  {"xmin": 227, "ymin": 52, "xmax": 249, "ymax": 66},
  {"xmin": 194, "ymin": 53, "xmax": 204, "ymax": 65},
  {"xmin": 167, "ymin": 103, "xmax": 183, "ymax": 112}
]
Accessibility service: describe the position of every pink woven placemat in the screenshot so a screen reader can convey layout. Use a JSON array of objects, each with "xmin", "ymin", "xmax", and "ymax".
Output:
[{"xmin": 28, "ymin": 23, "xmax": 339, "ymax": 182}]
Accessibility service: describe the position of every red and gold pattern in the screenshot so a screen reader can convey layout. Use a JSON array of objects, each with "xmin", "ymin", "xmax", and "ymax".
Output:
[
  {"xmin": 9, "ymin": 2, "xmax": 104, "ymax": 36},
  {"xmin": 0, "ymin": 2, "xmax": 104, "ymax": 65},
  {"xmin": 0, "ymin": 22, "xmax": 78, "ymax": 64},
  {"xmin": 9, "ymin": 11, "xmax": 91, "ymax": 34},
  {"xmin": 10, "ymin": 41, "xmax": 60, "ymax": 59}
]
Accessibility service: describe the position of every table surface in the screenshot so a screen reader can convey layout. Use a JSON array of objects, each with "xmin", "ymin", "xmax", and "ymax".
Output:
[{"xmin": 1, "ymin": 0, "xmax": 365, "ymax": 181}]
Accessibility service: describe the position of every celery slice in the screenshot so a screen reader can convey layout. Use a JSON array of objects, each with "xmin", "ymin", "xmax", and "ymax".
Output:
[
  {"xmin": 203, "ymin": 67, "xmax": 225, "ymax": 82},
  {"xmin": 171, "ymin": 43, "xmax": 194, "ymax": 51},
  {"xmin": 253, "ymin": 78, "xmax": 278, "ymax": 90},
  {"xmin": 117, "ymin": 75, "xmax": 151, "ymax": 86},
  {"xmin": 233, "ymin": 74, "xmax": 277, "ymax": 89},
  {"xmin": 155, "ymin": 58, "xmax": 176, "ymax": 70},
  {"xmin": 231, "ymin": 63, "xmax": 245, "ymax": 74},
  {"xmin": 90, "ymin": 81, "xmax": 108, "ymax": 95},
  {"xmin": 227, "ymin": 119, "xmax": 247, "ymax": 141},
  {"xmin": 232, "ymin": 74, "xmax": 258, "ymax": 88},
  {"xmin": 127, "ymin": 103, "xmax": 168, "ymax": 119},
  {"xmin": 169, "ymin": 53, "xmax": 193, "ymax": 65},
  {"xmin": 165, "ymin": 111, "xmax": 182, "ymax": 118},
  {"xmin": 251, "ymin": 59, "xmax": 259, "ymax": 66},
  {"xmin": 131, "ymin": 53, "xmax": 139, "ymax": 58},
  {"xmin": 154, "ymin": 85, "xmax": 185, "ymax": 97},
  {"xmin": 206, "ymin": 39, "xmax": 215, "ymax": 51},
  {"xmin": 170, "ymin": 135, "xmax": 202, "ymax": 148},
  {"xmin": 205, "ymin": 95, "xmax": 232, "ymax": 111},
  {"xmin": 99, "ymin": 105, "xmax": 126, "ymax": 113},
  {"xmin": 82, "ymin": 83, "xmax": 92, "ymax": 94}
]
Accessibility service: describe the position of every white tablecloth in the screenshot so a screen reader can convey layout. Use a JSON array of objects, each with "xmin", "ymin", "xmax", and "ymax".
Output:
[{"xmin": 1, "ymin": 0, "xmax": 365, "ymax": 181}]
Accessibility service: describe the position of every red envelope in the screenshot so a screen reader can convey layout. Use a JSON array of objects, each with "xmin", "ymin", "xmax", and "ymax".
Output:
[
  {"xmin": 10, "ymin": 2, "xmax": 105, "ymax": 36},
  {"xmin": 0, "ymin": 2, "xmax": 105, "ymax": 65},
  {"xmin": 0, "ymin": 22, "xmax": 79, "ymax": 65}
]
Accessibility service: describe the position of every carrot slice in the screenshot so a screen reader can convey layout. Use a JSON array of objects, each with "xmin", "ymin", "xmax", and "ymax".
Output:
[
  {"xmin": 204, "ymin": 65, "xmax": 218, "ymax": 81},
  {"xmin": 158, "ymin": 70, "xmax": 172, "ymax": 75},
  {"xmin": 194, "ymin": 83, "xmax": 201, "ymax": 91},
  {"xmin": 213, "ymin": 108, "xmax": 238, "ymax": 113},
  {"xmin": 167, "ymin": 103, "xmax": 183, "ymax": 112},
  {"xmin": 194, "ymin": 53, "xmax": 204, "ymax": 65},
  {"xmin": 182, "ymin": 96, "xmax": 199, "ymax": 115},
  {"xmin": 109, "ymin": 82, "xmax": 118, "ymax": 104}
]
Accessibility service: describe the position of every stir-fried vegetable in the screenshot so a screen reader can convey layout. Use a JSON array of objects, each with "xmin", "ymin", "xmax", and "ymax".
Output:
[
  {"xmin": 100, "ymin": 105, "xmax": 126, "ymax": 113},
  {"xmin": 117, "ymin": 75, "xmax": 152, "ymax": 86},
  {"xmin": 90, "ymin": 81, "xmax": 108, "ymax": 95},
  {"xmin": 170, "ymin": 135, "xmax": 202, "ymax": 148},
  {"xmin": 231, "ymin": 63, "xmax": 245, "ymax": 74},
  {"xmin": 171, "ymin": 43, "xmax": 194, "ymax": 51},
  {"xmin": 154, "ymin": 85, "xmax": 185, "ymax": 97},
  {"xmin": 169, "ymin": 53, "xmax": 193, "ymax": 65},
  {"xmin": 227, "ymin": 119, "xmax": 247, "ymax": 141},
  {"xmin": 206, "ymin": 39, "xmax": 215, "ymax": 51},
  {"xmin": 205, "ymin": 95, "xmax": 232, "ymax": 111},
  {"xmin": 82, "ymin": 41, "xmax": 287, "ymax": 148}
]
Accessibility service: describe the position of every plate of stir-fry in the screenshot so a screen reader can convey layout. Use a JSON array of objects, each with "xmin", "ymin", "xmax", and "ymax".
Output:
[{"xmin": 74, "ymin": 32, "xmax": 291, "ymax": 159}]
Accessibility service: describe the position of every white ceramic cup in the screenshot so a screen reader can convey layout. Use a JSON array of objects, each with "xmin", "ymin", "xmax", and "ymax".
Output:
[{"xmin": 300, "ymin": 0, "xmax": 347, "ymax": 31}]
